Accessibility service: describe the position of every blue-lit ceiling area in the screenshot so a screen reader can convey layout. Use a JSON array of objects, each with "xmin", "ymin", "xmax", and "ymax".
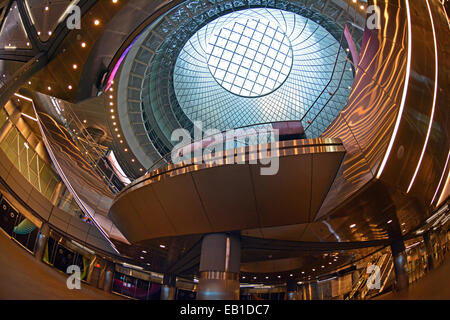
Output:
[
  {"xmin": 174, "ymin": 8, "xmax": 353, "ymax": 132},
  {"xmin": 117, "ymin": 0, "xmax": 358, "ymax": 168}
]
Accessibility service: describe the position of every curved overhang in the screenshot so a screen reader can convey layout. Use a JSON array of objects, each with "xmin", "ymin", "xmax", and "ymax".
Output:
[{"xmin": 110, "ymin": 138, "xmax": 345, "ymax": 244}]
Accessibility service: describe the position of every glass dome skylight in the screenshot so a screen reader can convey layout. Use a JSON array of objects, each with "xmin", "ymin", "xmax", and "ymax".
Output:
[
  {"xmin": 206, "ymin": 18, "xmax": 293, "ymax": 97},
  {"xmin": 173, "ymin": 8, "xmax": 354, "ymax": 136}
]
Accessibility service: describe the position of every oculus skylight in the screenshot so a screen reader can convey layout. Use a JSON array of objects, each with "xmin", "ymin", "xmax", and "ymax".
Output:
[
  {"xmin": 206, "ymin": 18, "xmax": 293, "ymax": 97},
  {"xmin": 173, "ymin": 8, "xmax": 353, "ymax": 136}
]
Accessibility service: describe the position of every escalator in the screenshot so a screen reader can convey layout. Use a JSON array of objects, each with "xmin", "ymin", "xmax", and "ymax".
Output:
[{"xmin": 347, "ymin": 252, "xmax": 394, "ymax": 300}]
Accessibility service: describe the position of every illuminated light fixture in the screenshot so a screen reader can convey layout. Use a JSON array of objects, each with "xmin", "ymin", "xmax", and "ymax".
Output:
[
  {"xmin": 124, "ymin": 148, "xmax": 128, "ymax": 152},
  {"xmin": 110, "ymin": 109, "xmax": 114, "ymax": 113},
  {"xmin": 122, "ymin": 263, "xmax": 143, "ymax": 270},
  {"xmin": 140, "ymin": 256, "xmax": 144, "ymax": 259},
  {"xmin": 387, "ymin": 220, "xmax": 392, "ymax": 224},
  {"xmin": 109, "ymin": 95, "xmax": 113, "ymax": 99},
  {"xmin": 117, "ymin": 134, "xmax": 121, "ymax": 138},
  {"xmin": 407, "ymin": 0, "xmax": 439, "ymax": 194},
  {"xmin": 73, "ymin": 64, "xmax": 78, "ymax": 70},
  {"xmin": 83, "ymin": 120, "xmax": 87, "ymax": 124},
  {"xmin": 94, "ymin": 19, "xmax": 100, "ymax": 26},
  {"xmin": 431, "ymin": 150, "xmax": 450, "ymax": 205},
  {"xmin": 21, "ymin": 112, "xmax": 38, "ymax": 122},
  {"xmin": 437, "ymin": 172, "xmax": 450, "ymax": 206},
  {"xmin": 28, "ymin": 81, "xmax": 31, "ymax": 85},
  {"xmin": 112, "ymin": 0, "xmax": 118, "ymax": 3},
  {"xmin": 48, "ymin": 31, "xmax": 52, "ymax": 36},
  {"xmin": 81, "ymin": 42, "xmax": 86, "ymax": 48},
  {"xmin": 142, "ymin": 250, "xmax": 147, "ymax": 253},
  {"xmin": 312, "ymin": 269, "xmax": 315, "ymax": 271},
  {"xmin": 68, "ymin": 85, "xmax": 73, "ymax": 90},
  {"xmin": 159, "ymin": 244, "xmax": 166, "ymax": 249},
  {"xmin": 350, "ymin": 224, "xmax": 356, "ymax": 228},
  {"xmin": 111, "ymin": 115, "xmax": 115, "ymax": 119},
  {"xmin": 45, "ymin": 6, "xmax": 49, "ymax": 11},
  {"xmin": 47, "ymin": 86, "xmax": 51, "ymax": 91},
  {"xmin": 110, "ymin": 102, "xmax": 114, "ymax": 106},
  {"xmin": 377, "ymin": 0, "xmax": 412, "ymax": 179}
]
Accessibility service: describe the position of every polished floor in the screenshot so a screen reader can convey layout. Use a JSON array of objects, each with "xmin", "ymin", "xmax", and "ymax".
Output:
[
  {"xmin": 0, "ymin": 231, "xmax": 123, "ymax": 300},
  {"xmin": 376, "ymin": 253, "xmax": 450, "ymax": 300}
]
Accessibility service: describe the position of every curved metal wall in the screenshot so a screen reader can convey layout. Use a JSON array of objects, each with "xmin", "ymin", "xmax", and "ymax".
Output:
[{"xmin": 319, "ymin": 0, "xmax": 449, "ymax": 220}]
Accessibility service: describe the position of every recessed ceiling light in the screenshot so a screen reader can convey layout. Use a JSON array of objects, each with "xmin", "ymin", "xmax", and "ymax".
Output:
[{"xmin": 350, "ymin": 224, "xmax": 356, "ymax": 228}]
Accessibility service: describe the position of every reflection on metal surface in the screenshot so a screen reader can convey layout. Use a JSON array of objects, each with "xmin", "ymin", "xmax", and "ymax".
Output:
[
  {"xmin": 431, "ymin": 151, "xmax": 450, "ymax": 205},
  {"xmin": 406, "ymin": 0, "xmax": 439, "ymax": 193},
  {"xmin": 24, "ymin": 92, "xmax": 128, "ymax": 252},
  {"xmin": 376, "ymin": 0, "xmax": 412, "ymax": 180}
]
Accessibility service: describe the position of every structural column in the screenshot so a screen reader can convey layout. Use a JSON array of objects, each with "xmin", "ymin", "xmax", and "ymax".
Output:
[
  {"xmin": 34, "ymin": 223, "xmax": 50, "ymax": 261},
  {"xmin": 423, "ymin": 231, "xmax": 435, "ymax": 271},
  {"xmin": 197, "ymin": 233, "xmax": 241, "ymax": 300},
  {"xmin": 0, "ymin": 116, "xmax": 13, "ymax": 144},
  {"xmin": 390, "ymin": 239, "xmax": 409, "ymax": 291},
  {"xmin": 286, "ymin": 279, "xmax": 298, "ymax": 300},
  {"xmin": 161, "ymin": 273, "xmax": 177, "ymax": 300},
  {"xmin": 102, "ymin": 263, "xmax": 114, "ymax": 293}
]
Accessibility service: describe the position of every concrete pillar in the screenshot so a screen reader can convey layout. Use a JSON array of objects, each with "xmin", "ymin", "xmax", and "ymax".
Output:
[
  {"xmin": 50, "ymin": 181, "xmax": 66, "ymax": 207},
  {"xmin": 34, "ymin": 223, "xmax": 50, "ymax": 261},
  {"xmin": 103, "ymin": 263, "xmax": 114, "ymax": 293},
  {"xmin": 161, "ymin": 273, "xmax": 177, "ymax": 300},
  {"xmin": 390, "ymin": 239, "xmax": 409, "ymax": 291},
  {"xmin": 423, "ymin": 231, "xmax": 435, "ymax": 271},
  {"xmin": 197, "ymin": 233, "xmax": 241, "ymax": 300}
]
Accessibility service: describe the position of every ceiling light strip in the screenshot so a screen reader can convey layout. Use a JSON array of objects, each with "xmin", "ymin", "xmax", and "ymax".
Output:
[
  {"xmin": 406, "ymin": 0, "xmax": 438, "ymax": 193},
  {"xmin": 376, "ymin": 0, "xmax": 412, "ymax": 179},
  {"xmin": 431, "ymin": 150, "xmax": 450, "ymax": 205}
]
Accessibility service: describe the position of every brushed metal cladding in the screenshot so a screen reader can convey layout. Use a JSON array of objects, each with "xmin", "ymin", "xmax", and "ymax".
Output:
[{"xmin": 109, "ymin": 139, "xmax": 345, "ymax": 243}]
